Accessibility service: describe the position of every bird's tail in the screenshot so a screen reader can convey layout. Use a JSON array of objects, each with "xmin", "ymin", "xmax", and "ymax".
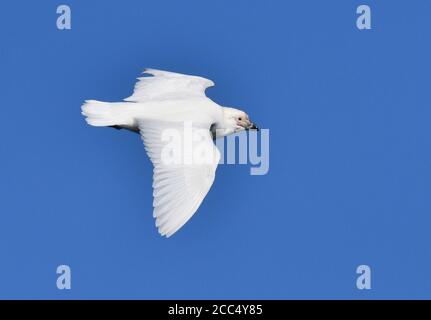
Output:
[{"xmin": 81, "ymin": 100, "xmax": 127, "ymax": 127}]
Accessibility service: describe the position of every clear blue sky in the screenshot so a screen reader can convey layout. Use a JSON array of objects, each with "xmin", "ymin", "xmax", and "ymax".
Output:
[{"xmin": 0, "ymin": 0, "xmax": 430, "ymax": 299}]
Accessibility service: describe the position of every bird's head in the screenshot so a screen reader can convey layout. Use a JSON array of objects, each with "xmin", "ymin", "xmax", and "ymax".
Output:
[{"xmin": 215, "ymin": 107, "xmax": 258, "ymax": 137}]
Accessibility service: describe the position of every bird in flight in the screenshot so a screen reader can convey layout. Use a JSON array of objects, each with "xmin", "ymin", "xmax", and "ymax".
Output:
[{"xmin": 81, "ymin": 69, "xmax": 258, "ymax": 237}]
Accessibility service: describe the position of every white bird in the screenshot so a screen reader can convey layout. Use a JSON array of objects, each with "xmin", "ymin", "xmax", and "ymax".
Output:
[{"xmin": 81, "ymin": 69, "xmax": 258, "ymax": 237}]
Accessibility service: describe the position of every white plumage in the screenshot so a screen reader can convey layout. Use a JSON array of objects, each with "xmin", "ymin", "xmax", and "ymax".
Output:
[{"xmin": 82, "ymin": 69, "xmax": 257, "ymax": 237}]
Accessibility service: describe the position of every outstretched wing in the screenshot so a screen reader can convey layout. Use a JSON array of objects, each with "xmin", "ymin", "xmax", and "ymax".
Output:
[
  {"xmin": 138, "ymin": 119, "xmax": 220, "ymax": 237},
  {"xmin": 125, "ymin": 69, "xmax": 215, "ymax": 102}
]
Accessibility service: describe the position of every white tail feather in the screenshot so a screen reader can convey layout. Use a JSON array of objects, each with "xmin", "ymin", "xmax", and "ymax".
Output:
[{"xmin": 81, "ymin": 100, "xmax": 126, "ymax": 127}]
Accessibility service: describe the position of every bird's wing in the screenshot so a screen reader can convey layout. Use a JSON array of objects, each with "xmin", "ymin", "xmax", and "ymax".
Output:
[
  {"xmin": 125, "ymin": 69, "xmax": 215, "ymax": 102},
  {"xmin": 138, "ymin": 119, "xmax": 220, "ymax": 237}
]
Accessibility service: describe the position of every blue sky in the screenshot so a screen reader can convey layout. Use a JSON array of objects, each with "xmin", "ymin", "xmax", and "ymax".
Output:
[{"xmin": 0, "ymin": 0, "xmax": 430, "ymax": 299}]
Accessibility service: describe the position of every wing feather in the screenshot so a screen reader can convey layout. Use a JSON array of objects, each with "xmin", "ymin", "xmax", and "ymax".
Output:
[
  {"xmin": 138, "ymin": 119, "xmax": 220, "ymax": 237},
  {"xmin": 125, "ymin": 69, "xmax": 215, "ymax": 102}
]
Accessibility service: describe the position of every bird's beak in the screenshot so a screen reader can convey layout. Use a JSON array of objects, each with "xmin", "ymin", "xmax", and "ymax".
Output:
[
  {"xmin": 237, "ymin": 119, "xmax": 260, "ymax": 131},
  {"xmin": 247, "ymin": 122, "xmax": 259, "ymax": 131}
]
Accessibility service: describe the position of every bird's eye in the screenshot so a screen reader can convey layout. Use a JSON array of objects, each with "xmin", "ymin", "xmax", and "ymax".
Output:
[{"xmin": 238, "ymin": 117, "xmax": 242, "ymax": 121}]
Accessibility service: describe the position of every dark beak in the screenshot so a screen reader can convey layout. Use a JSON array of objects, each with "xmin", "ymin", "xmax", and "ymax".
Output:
[{"xmin": 248, "ymin": 123, "xmax": 259, "ymax": 131}]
